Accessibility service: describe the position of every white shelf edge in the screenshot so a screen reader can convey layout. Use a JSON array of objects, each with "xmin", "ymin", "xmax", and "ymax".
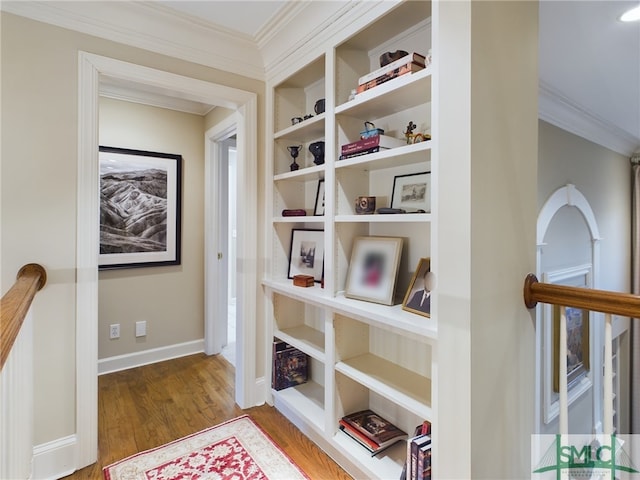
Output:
[
  {"xmin": 336, "ymin": 141, "xmax": 432, "ymax": 170},
  {"xmin": 274, "ymin": 326, "xmax": 325, "ymax": 362},
  {"xmin": 335, "ymin": 213, "xmax": 431, "ymax": 223},
  {"xmin": 335, "ymin": 67, "xmax": 432, "ymax": 115},
  {"xmin": 263, "ymin": 279, "xmax": 438, "ymax": 343},
  {"xmin": 272, "ymin": 381, "xmax": 326, "ymax": 433},
  {"xmin": 335, "ymin": 355, "xmax": 432, "ymax": 420},
  {"xmin": 274, "ymin": 113, "xmax": 326, "ymax": 139},
  {"xmin": 263, "ymin": 279, "xmax": 331, "ymax": 306},
  {"xmin": 331, "ymin": 430, "xmax": 406, "ymax": 480},
  {"xmin": 273, "ymin": 216, "xmax": 324, "ymax": 223},
  {"xmin": 274, "ymin": 164, "xmax": 325, "ymax": 182}
]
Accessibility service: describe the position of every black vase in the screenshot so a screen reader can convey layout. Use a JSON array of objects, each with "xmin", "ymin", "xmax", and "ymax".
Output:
[{"xmin": 309, "ymin": 141, "xmax": 325, "ymax": 165}]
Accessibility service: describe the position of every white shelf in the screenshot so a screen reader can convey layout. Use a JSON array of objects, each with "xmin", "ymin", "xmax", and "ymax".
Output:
[
  {"xmin": 264, "ymin": 280, "xmax": 438, "ymax": 343},
  {"xmin": 264, "ymin": 278, "xmax": 332, "ymax": 306},
  {"xmin": 335, "ymin": 213, "xmax": 431, "ymax": 223},
  {"xmin": 273, "ymin": 216, "xmax": 324, "ymax": 224},
  {"xmin": 275, "ymin": 114, "xmax": 325, "ymax": 141},
  {"xmin": 336, "ymin": 353, "xmax": 432, "ymax": 420},
  {"xmin": 273, "ymin": 381, "xmax": 325, "ymax": 432},
  {"xmin": 336, "ymin": 68, "xmax": 432, "ymax": 118},
  {"xmin": 331, "ymin": 293, "xmax": 438, "ymax": 342},
  {"xmin": 332, "ymin": 430, "xmax": 406, "ymax": 480},
  {"xmin": 275, "ymin": 325, "xmax": 325, "ymax": 362},
  {"xmin": 274, "ymin": 164, "xmax": 325, "ymax": 182},
  {"xmin": 337, "ymin": 141, "xmax": 431, "ymax": 171}
]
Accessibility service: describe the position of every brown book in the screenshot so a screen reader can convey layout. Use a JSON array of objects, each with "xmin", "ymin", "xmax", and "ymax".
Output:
[{"xmin": 356, "ymin": 62, "xmax": 425, "ymax": 94}]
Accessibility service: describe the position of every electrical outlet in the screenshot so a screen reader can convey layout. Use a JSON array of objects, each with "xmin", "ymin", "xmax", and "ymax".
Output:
[{"xmin": 109, "ymin": 324, "xmax": 120, "ymax": 339}]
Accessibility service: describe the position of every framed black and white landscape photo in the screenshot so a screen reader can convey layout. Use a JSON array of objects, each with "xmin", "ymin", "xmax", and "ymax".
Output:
[
  {"xmin": 98, "ymin": 146, "xmax": 182, "ymax": 269},
  {"xmin": 287, "ymin": 229, "xmax": 324, "ymax": 282},
  {"xmin": 390, "ymin": 171, "xmax": 431, "ymax": 213}
]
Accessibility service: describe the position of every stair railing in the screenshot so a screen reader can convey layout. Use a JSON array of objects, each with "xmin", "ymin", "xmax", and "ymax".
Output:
[
  {"xmin": 0, "ymin": 263, "xmax": 47, "ymax": 479},
  {"xmin": 524, "ymin": 273, "xmax": 640, "ymax": 435}
]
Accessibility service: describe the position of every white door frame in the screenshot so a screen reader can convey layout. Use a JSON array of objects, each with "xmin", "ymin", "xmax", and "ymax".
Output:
[
  {"xmin": 204, "ymin": 120, "xmax": 236, "ymax": 357},
  {"xmin": 77, "ymin": 52, "xmax": 258, "ymax": 469}
]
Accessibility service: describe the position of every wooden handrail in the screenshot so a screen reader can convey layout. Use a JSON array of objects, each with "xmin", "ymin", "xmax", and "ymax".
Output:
[
  {"xmin": 523, "ymin": 273, "xmax": 640, "ymax": 318},
  {"xmin": 0, "ymin": 263, "xmax": 47, "ymax": 371}
]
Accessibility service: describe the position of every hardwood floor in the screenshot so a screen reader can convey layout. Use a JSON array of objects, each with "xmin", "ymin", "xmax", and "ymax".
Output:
[{"xmin": 63, "ymin": 353, "xmax": 352, "ymax": 479}]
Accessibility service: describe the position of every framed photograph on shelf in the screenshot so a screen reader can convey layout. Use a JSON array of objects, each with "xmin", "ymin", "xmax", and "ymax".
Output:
[
  {"xmin": 98, "ymin": 146, "xmax": 182, "ymax": 270},
  {"xmin": 287, "ymin": 229, "xmax": 324, "ymax": 282},
  {"xmin": 390, "ymin": 171, "xmax": 431, "ymax": 213},
  {"xmin": 314, "ymin": 179, "xmax": 325, "ymax": 216},
  {"xmin": 402, "ymin": 258, "xmax": 433, "ymax": 317},
  {"xmin": 345, "ymin": 236, "xmax": 403, "ymax": 305}
]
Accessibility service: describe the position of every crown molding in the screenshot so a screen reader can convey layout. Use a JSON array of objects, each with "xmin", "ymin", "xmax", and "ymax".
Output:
[
  {"xmin": 539, "ymin": 80, "xmax": 640, "ymax": 157},
  {"xmin": 262, "ymin": 1, "xmax": 391, "ymax": 84},
  {"xmin": 1, "ymin": 1, "xmax": 266, "ymax": 81},
  {"xmin": 255, "ymin": 1, "xmax": 308, "ymax": 50}
]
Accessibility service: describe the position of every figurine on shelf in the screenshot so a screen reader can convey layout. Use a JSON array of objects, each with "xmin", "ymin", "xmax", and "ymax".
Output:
[
  {"xmin": 287, "ymin": 145, "xmax": 302, "ymax": 171},
  {"xmin": 404, "ymin": 121, "xmax": 431, "ymax": 144}
]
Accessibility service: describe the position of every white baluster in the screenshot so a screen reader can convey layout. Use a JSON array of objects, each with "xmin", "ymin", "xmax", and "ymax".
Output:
[
  {"xmin": 603, "ymin": 313, "xmax": 613, "ymax": 435},
  {"xmin": 559, "ymin": 305, "xmax": 568, "ymax": 435}
]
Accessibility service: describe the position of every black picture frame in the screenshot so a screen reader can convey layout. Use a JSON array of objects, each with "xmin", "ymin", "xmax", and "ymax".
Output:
[
  {"xmin": 287, "ymin": 229, "xmax": 324, "ymax": 282},
  {"xmin": 314, "ymin": 179, "xmax": 325, "ymax": 216},
  {"xmin": 390, "ymin": 171, "xmax": 431, "ymax": 213},
  {"xmin": 98, "ymin": 146, "xmax": 182, "ymax": 270}
]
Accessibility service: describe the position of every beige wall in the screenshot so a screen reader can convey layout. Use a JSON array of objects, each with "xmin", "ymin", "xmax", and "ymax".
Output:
[
  {"xmin": 1, "ymin": 11, "xmax": 264, "ymax": 446},
  {"xmin": 98, "ymin": 98, "xmax": 205, "ymax": 359},
  {"xmin": 537, "ymin": 120, "xmax": 632, "ymax": 435}
]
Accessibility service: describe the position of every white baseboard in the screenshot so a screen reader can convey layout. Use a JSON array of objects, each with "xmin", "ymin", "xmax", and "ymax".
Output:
[
  {"xmin": 98, "ymin": 339, "xmax": 205, "ymax": 375},
  {"xmin": 32, "ymin": 435, "xmax": 77, "ymax": 480}
]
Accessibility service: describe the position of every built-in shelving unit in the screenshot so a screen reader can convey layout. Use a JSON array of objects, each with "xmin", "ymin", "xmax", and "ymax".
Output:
[{"xmin": 264, "ymin": 2, "xmax": 434, "ymax": 478}]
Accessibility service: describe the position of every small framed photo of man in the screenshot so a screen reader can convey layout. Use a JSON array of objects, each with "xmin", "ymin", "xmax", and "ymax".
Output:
[{"xmin": 402, "ymin": 258, "xmax": 434, "ymax": 317}]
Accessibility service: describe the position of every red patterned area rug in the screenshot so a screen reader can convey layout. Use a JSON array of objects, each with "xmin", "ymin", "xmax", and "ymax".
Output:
[{"xmin": 103, "ymin": 415, "xmax": 310, "ymax": 480}]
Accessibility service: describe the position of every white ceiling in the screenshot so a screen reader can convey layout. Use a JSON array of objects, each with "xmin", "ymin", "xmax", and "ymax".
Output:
[
  {"xmin": 157, "ymin": 0, "xmax": 640, "ymax": 154},
  {"xmin": 157, "ymin": 1, "xmax": 287, "ymax": 37},
  {"xmin": 539, "ymin": 0, "xmax": 640, "ymax": 151}
]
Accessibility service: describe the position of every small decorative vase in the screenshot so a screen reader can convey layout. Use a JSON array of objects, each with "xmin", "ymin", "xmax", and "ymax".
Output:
[
  {"xmin": 309, "ymin": 141, "xmax": 325, "ymax": 166},
  {"xmin": 287, "ymin": 145, "xmax": 302, "ymax": 171},
  {"xmin": 314, "ymin": 98, "xmax": 325, "ymax": 115}
]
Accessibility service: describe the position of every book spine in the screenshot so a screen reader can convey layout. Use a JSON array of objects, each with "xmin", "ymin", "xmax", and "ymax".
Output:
[
  {"xmin": 341, "ymin": 136, "xmax": 380, "ymax": 154},
  {"xmin": 341, "ymin": 135, "xmax": 404, "ymax": 154},
  {"xmin": 358, "ymin": 52, "xmax": 426, "ymax": 84},
  {"xmin": 356, "ymin": 63, "xmax": 424, "ymax": 94},
  {"xmin": 417, "ymin": 444, "xmax": 432, "ymax": 480},
  {"xmin": 338, "ymin": 420, "xmax": 380, "ymax": 450},
  {"xmin": 339, "ymin": 146, "xmax": 381, "ymax": 160}
]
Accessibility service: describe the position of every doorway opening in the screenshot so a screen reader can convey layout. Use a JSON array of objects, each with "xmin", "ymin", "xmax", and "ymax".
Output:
[
  {"xmin": 217, "ymin": 137, "xmax": 238, "ymax": 367},
  {"xmin": 77, "ymin": 52, "xmax": 259, "ymax": 470}
]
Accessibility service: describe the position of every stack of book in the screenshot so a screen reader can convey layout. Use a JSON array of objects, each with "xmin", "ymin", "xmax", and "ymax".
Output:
[
  {"xmin": 271, "ymin": 339, "xmax": 309, "ymax": 391},
  {"xmin": 356, "ymin": 52, "xmax": 427, "ymax": 95},
  {"xmin": 400, "ymin": 421, "xmax": 432, "ymax": 480},
  {"xmin": 339, "ymin": 409, "xmax": 407, "ymax": 457},
  {"xmin": 340, "ymin": 134, "xmax": 406, "ymax": 160}
]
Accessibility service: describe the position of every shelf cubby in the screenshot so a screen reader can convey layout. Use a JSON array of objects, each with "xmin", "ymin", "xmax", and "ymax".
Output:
[
  {"xmin": 273, "ymin": 173, "xmax": 324, "ymax": 219},
  {"xmin": 333, "ymin": 372, "xmax": 426, "ymax": 479},
  {"xmin": 334, "ymin": 314, "xmax": 433, "ymax": 419},
  {"xmin": 273, "ymin": 364, "xmax": 326, "ymax": 433},
  {"xmin": 273, "ymin": 293, "xmax": 325, "ymax": 361}
]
